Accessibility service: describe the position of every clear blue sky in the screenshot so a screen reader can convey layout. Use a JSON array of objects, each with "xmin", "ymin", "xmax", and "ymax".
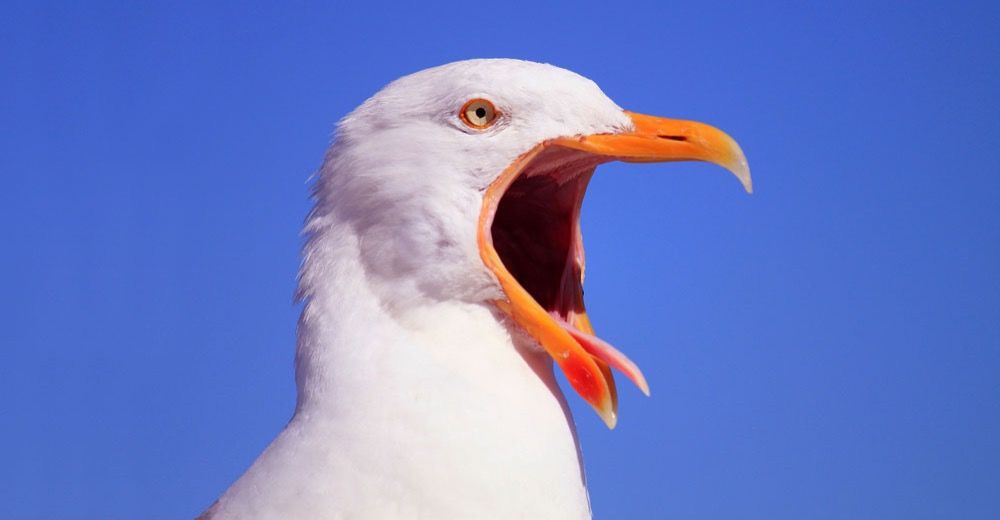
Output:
[{"xmin": 2, "ymin": 1, "xmax": 997, "ymax": 518}]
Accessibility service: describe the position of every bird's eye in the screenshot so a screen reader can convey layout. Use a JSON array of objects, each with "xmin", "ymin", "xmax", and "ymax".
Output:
[{"xmin": 460, "ymin": 98, "xmax": 499, "ymax": 129}]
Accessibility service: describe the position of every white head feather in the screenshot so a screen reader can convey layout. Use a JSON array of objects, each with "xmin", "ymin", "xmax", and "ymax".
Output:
[{"xmin": 302, "ymin": 59, "xmax": 632, "ymax": 312}]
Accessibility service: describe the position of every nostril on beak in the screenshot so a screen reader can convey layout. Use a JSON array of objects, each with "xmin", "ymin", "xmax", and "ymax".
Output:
[{"xmin": 657, "ymin": 135, "xmax": 687, "ymax": 142}]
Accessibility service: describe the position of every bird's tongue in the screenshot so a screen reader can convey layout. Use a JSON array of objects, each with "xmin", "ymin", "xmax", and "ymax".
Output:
[
  {"xmin": 547, "ymin": 186, "xmax": 650, "ymax": 397},
  {"xmin": 552, "ymin": 313, "xmax": 650, "ymax": 396}
]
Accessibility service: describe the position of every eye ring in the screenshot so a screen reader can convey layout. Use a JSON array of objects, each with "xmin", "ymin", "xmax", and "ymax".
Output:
[{"xmin": 459, "ymin": 98, "xmax": 499, "ymax": 129}]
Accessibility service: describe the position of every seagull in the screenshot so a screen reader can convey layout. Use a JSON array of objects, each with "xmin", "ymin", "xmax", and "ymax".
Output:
[{"xmin": 200, "ymin": 59, "xmax": 750, "ymax": 519}]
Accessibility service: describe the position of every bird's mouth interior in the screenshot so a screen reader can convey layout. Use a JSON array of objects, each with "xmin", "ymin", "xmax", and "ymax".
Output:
[
  {"xmin": 491, "ymin": 146, "xmax": 595, "ymax": 326},
  {"xmin": 479, "ymin": 143, "xmax": 649, "ymax": 419}
]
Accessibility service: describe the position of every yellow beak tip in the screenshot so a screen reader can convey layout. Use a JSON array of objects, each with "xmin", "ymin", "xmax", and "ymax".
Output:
[
  {"xmin": 740, "ymin": 171, "xmax": 754, "ymax": 194},
  {"xmin": 727, "ymin": 153, "xmax": 753, "ymax": 194},
  {"xmin": 602, "ymin": 411, "xmax": 618, "ymax": 430}
]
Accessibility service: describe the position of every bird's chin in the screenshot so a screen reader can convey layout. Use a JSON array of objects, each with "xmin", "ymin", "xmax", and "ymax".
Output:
[{"xmin": 477, "ymin": 111, "xmax": 751, "ymax": 428}]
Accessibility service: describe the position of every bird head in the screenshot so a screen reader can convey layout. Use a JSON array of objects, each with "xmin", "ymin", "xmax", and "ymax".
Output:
[{"xmin": 316, "ymin": 59, "xmax": 750, "ymax": 428}]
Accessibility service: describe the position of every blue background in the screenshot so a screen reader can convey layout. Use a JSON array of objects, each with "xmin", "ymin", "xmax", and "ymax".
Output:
[{"xmin": 2, "ymin": 1, "xmax": 998, "ymax": 518}]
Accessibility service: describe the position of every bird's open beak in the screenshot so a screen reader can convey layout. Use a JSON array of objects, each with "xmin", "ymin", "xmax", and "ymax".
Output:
[{"xmin": 478, "ymin": 111, "xmax": 751, "ymax": 428}]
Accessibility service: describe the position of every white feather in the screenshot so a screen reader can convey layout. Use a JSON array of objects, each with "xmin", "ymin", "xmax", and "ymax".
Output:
[{"xmin": 203, "ymin": 59, "xmax": 633, "ymax": 519}]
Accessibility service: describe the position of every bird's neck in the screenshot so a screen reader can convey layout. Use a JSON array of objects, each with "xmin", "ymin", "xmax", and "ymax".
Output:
[
  {"xmin": 235, "ymin": 215, "xmax": 593, "ymax": 516},
  {"xmin": 292, "ymin": 215, "xmax": 529, "ymax": 412}
]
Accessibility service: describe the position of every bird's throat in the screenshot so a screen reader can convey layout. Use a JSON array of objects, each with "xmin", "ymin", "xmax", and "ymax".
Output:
[{"xmin": 287, "ymin": 220, "xmax": 591, "ymax": 509}]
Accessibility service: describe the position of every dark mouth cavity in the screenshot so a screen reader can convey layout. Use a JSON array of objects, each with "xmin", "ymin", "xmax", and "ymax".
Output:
[{"xmin": 490, "ymin": 147, "xmax": 602, "ymax": 319}]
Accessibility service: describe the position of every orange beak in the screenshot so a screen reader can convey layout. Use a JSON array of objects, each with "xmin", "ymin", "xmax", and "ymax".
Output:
[{"xmin": 478, "ymin": 111, "xmax": 751, "ymax": 428}]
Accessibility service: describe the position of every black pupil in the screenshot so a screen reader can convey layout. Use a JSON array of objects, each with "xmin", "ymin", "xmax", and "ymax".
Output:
[{"xmin": 475, "ymin": 107, "xmax": 487, "ymax": 119}]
